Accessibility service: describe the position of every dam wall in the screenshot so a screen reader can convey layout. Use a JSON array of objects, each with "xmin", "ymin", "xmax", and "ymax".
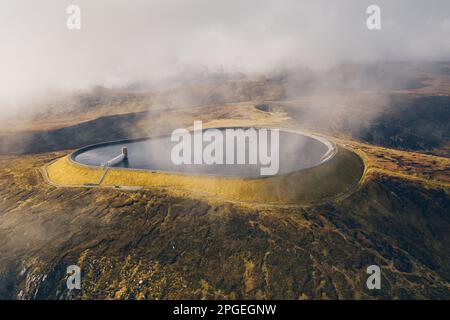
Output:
[{"xmin": 101, "ymin": 147, "xmax": 128, "ymax": 168}]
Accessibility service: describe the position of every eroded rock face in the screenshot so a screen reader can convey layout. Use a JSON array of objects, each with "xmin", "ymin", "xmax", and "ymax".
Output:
[{"xmin": 0, "ymin": 153, "xmax": 449, "ymax": 299}]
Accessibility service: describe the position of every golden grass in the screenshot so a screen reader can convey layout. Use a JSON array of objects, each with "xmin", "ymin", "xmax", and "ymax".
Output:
[
  {"xmin": 45, "ymin": 156, "xmax": 104, "ymax": 185},
  {"xmin": 45, "ymin": 146, "xmax": 364, "ymax": 205},
  {"xmin": 336, "ymin": 139, "xmax": 450, "ymax": 188}
]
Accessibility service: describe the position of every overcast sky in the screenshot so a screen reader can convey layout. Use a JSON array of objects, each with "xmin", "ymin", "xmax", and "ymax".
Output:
[{"xmin": 1, "ymin": 0, "xmax": 450, "ymax": 111}]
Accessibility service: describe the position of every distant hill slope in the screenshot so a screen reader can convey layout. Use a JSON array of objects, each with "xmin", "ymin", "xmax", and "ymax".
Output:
[{"xmin": 278, "ymin": 93, "xmax": 450, "ymax": 157}]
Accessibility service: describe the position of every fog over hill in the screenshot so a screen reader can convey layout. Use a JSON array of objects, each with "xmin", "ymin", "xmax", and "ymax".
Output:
[{"xmin": 1, "ymin": 0, "xmax": 450, "ymax": 118}]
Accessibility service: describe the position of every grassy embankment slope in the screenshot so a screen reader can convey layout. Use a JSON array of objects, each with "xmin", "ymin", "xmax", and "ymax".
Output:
[{"xmin": 45, "ymin": 145, "xmax": 364, "ymax": 205}]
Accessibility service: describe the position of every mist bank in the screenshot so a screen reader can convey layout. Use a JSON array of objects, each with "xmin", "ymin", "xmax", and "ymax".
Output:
[{"xmin": 1, "ymin": 0, "xmax": 450, "ymax": 115}]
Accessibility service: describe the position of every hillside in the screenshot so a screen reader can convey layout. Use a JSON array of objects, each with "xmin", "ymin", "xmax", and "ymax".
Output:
[
  {"xmin": 0, "ymin": 148, "xmax": 448, "ymax": 299},
  {"xmin": 0, "ymin": 63, "xmax": 449, "ymax": 299}
]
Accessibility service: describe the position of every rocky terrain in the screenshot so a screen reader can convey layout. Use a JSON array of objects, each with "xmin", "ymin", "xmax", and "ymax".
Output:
[
  {"xmin": 0, "ymin": 151, "xmax": 448, "ymax": 299},
  {"xmin": 0, "ymin": 62, "xmax": 449, "ymax": 299}
]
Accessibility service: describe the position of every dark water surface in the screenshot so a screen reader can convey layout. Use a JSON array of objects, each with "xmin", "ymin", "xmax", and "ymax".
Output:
[{"xmin": 72, "ymin": 129, "xmax": 333, "ymax": 177}]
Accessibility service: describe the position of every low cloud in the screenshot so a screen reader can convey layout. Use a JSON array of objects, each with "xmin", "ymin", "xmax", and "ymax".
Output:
[{"xmin": 1, "ymin": 0, "xmax": 450, "ymax": 117}]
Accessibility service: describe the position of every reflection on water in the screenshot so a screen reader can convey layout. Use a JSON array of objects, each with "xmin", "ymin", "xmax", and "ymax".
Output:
[{"xmin": 73, "ymin": 130, "xmax": 330, "ymax": 177}]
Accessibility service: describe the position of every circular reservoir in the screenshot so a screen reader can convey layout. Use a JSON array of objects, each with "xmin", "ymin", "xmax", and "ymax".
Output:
[{"xmin": 71, "ymin": 128, "xmax": 336, "ymax": 178}]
